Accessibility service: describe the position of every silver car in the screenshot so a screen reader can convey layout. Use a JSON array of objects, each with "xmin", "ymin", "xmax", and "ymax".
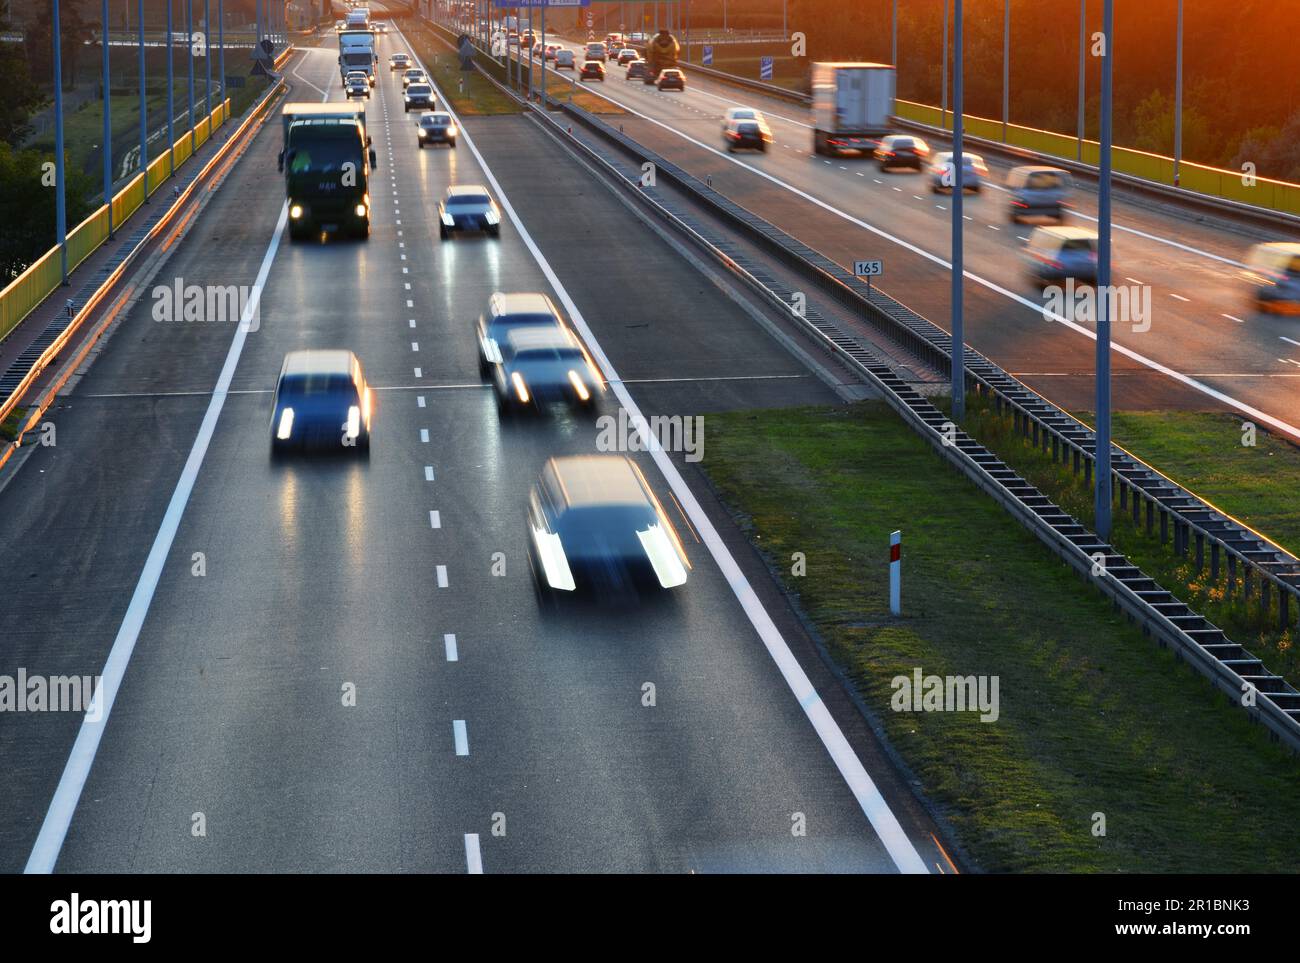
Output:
[{"xmin": 1007, "ymin": 165, "xmax": 1072, "ymax": 223}]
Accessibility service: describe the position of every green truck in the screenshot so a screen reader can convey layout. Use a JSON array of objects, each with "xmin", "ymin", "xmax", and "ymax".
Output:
[{"xmin": 281, "ymin": 114, "xmax": 377, "ymax": 241}]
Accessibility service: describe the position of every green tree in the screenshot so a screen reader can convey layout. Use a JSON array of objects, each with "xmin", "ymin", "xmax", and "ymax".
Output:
[
  {"xmin": 0, "ymin": 142, "xmax": 94, "ymax": 283},
  {"xmin": 0, "ymin": 10, "xmax": 42, "ymax": 144}
]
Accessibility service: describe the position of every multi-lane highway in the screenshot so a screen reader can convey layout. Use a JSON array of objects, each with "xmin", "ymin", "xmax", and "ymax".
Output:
[
  {"xmin": 517, "ymin": 29, "xmax": 1300, "ymax": 436},
  {"xmin": 0, "ymin": 33, "xmax": 955, "ymax": 873}
]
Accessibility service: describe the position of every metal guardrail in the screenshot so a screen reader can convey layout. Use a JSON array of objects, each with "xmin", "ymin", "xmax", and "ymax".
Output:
[
  {"xmin": 522, "ymin": 91, "xmax": 1300, "ymax": 749},
  {"xmin": 445, "ymin": 17, "xmax": 1300, "ymax": 636},
  {"xmin": 0, "ymin": 55, "xmax": 292, "ymax": 452}
]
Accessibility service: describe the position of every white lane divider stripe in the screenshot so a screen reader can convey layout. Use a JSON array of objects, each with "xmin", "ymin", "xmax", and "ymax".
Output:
[
  {"xmin": 464, "ymin": 833, "xmax": 483, "ymax": 873},
  {"xmin": 24, "ymin": 202, "xmax": 291, "ymax": 875},
  {"xmin": 397, "ymin": 23, "xmax": 928, "ymax": 874},
  {"xmin": 453, "ymin": 720, "xmax": 469, "ymax": 756},
  {"xmin": 425, "ymin": 465, "xmax": 435, "ymax": 481},
  {"xmin": 429, "ymin": 510, "xmax": 441, "ymax": 529},
  {"xmin": 444, "ymin": 633, "xmax": 458, "ymax": 661},
  {"xmin": 436, "ymin": 564, "xmax": 449, "ymax": 587}
]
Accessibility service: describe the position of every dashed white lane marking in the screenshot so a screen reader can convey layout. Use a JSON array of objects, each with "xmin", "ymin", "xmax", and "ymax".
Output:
[
  {"xmin": 1282, "ymin": 336, "xmax": 1300, "ymax": 347},
  {"xmin": 987, "ymin": 225, "xmax": 1000, "ymax": 231},
  {"xmin": 425, "ymin": 466, "xmax": 435, "ymax": 481},
  {"xmin": 453, "ymin": 720, "xmax": 468, "ymax": 756},
  {"xmin": 1016, "ymin": 235, "xmax": 1029, "ymax": 241},
  {"xmin": 464, "ymin": 833, "xmax": 482, "ymax": 874},
  {"xmin": 1125, "ymin": 276, "xmax": 1144, "ymax": 285},
  {"xmin": 409, "ymin": 318, "xmax": 417, "ymax": 328},
  {"xmin": 414, "ymin": 367, "xmax": 422, "ymax": 378},
  {"xmin": 411, "ymin": 341, "xmax": 419, "ymax": 351},
  {"xmin": 420, "ymin": 428, "xmax": 430, "ymax": 443},
  {"xmin": 403, "ymin": 24, "xmax": 929, "ymax": 875},
  {"xmin": 444, "ymin": 633, "xmax": 458, "ymax": 661},
  {"xmin": 429, "ymin": 510, "xmax": 441, "ymax": 529},
  {"xmin": 1170, "ymin": 293, "xmax": 1190, "ymax": 302},
  {"xmin": 1223, "ymin": 314, "xmax": 1245, "ymax": 323},
  {"xmin": 406, "ymin": 299, "xmax": 414, "ymax": 308},
  {"xmin": 912, "ymin": 194, "xmax": 923, "ymax": 200},
  {"xmin": 436, "ymin": 564, "xmax": 448, "ymax": 587},
  {"xmin": 417, "ymin": 395, "xmax": 426, "ymax": 408},
  {"xmin": 873, "ymin": 178, "xmax": 882, "ymax": 184},
  {"xmin": 404, "ymin": 282, "xmax": 411, "ymax": 290}
]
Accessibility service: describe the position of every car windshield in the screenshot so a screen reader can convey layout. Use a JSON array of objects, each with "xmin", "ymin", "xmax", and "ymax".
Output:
[
  {"xmin": 281, "ymin": 373, "xmax": 352, "ymax": 398},
  {"xmin": 408, "ymin": 85, "xmax": 431, "ymax": 95},
  {"xmin": 448, "ymin": 194, "xmax": 490, "ymax": 208},
  {"xmin": 515, "ymin": 347, "xmax": 583, "ymax": 363},
  {"xmin": 1060, "ymin": 238, "xmax": 1096, "ymax": 253},
  {"xmin": 1026, "ymin": 172, "xmax": 1065, "ymax": 189},
  {"xmin": 286, "ymin": 129, "xmax": 362, "ymax": 174},
  {"xmin": 422, "ymin": 115, "xmax": 451, "ymax": 126}
]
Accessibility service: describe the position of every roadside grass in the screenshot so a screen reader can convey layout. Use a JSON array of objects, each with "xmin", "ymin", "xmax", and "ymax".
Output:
[
  {"xmin": 954, "ymin": 397, "xmax": 1300, "ymax": 689},
  {"xmin": 683, "ymin": 44, "xmax": 808, "ymax": 93},
  {"xmin": 553, "ymin": 84, "xmax": 627, "ymax": 115},
  {"xmin": 400, "ymin": 21, "xmax": 521, "ymax": 115},
  {"xmin": 0, "ymin": 406, "xmax": 25, "ymax": 443},
  {"xmin": 702, "ymin": 402, "xmax": 1300, "ymax": 873}
]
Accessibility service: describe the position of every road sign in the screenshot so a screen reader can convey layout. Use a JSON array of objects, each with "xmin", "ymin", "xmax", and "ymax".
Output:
[
  {"xmin": 855, "ymin": 259, "xmax": 883, "ymax": 296},
  {"xmin": 702, "ymin": 45, "xmax": 712, "ymax": 66},
  {"xmin": 760, "ymin": 55, "xmax": 774, "ymax": 80}
]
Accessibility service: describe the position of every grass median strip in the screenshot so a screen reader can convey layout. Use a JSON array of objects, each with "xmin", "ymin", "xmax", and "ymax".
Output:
[
  {"xmin": 702, "ymin": 402, "xmax": 1300, "ymax": 872},
  {"xmin": 958, "ymin": 399, "xmax": 1300, "ymax": 689}
]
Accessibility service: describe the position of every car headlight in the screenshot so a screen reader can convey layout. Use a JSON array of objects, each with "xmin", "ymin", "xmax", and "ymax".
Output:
[
  {"xmin": 346, "ymin": 405, "xmax": 361, "ymax": 439},
  {"xmin": 277, "ymin": 407, "xmax": 295, "ymax": 440},
  {"xmin": 441, "ymin": 211, "xmax": 455, "ymax": 226},
  {"xmin": 289, "ymin": 204, "xmax": 303, "ymax": 220},
  {"xmin": 418, "ymin": 128, "xmax": 427, "ymax": 137},
  {"xmin": 446, "ymin": 124, "xmax": 458, "ymax": 136},
  {"xmin": 530, "ymin": 525, "xmax": 575, "ymax": 591},
  {"xmin": 355, "ymin": 203, "xmax": 368, "ymax": 218},
  {"xmin": 636, "ymin": 524, "xmax": 689, "ymax": 588},
  {"xmin": 567, "ymin": 370, "xmax": 590, "ymax": 401},
  {"xmin": 484, "ymin": 208, "xmax": 500, "ymax": 225},
  {"xmin": 511, "ymin": 372, "xmax": 530, "ymax": 403}
]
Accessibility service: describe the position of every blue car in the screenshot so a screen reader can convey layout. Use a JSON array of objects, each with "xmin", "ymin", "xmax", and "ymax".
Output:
[
  {"xmin": 438, "ymin": 185, "xmax": 502, "ymax": 239},
  {"xmin": 1023, "ymin": 226, "xmax": 1098, "ymax": 285},
  {"xmin": 527, "ymin": 455, "xmax": 690, "ymax": 598},
  {"xmin": 270, "ymin": 350, "xmax": 372, "ymax": 454},
  {"xmin": 493, "ymin": 327, "xmax": 603, "ymax": 414},
  {"xmin": 476, "ymin": 291, "xmax": 567, "ymax": 375}
]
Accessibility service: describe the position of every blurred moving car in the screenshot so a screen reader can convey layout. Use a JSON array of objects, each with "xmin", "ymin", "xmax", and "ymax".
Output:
[
  {"xmin": 656, "ymin": 68, "xmax": 685, "ymax": 91},
  {"xmin": 929, "ymin": 151, "xmax": 989, "ymax": 192},
  {"xmin": 625, "ymin": 60, "xmax": 648, "ymax": 81},
  {"xmin": 617, "ymin": 47, "xmax": 638, "ymax": 65},
  {"xmin": 404, "ymin": 82, "xmax": 435, "ymax": 112},
  {"xmin": 389, "ymin": 53, "xmax": 410, "ymax": 70},
  {"xmin": 439, "ymin": 185, "xmax": 502, "ymax": 238},
  {"xmin": 345, "ymin": 75, "xmax": 370, "ymax": 99},
  {"xmin": 874, "ymin": 134, "xmax": 930, "ymax": 171},
  {"xmin": 493, "ymin": 327, "xmax": 603, "ymax": 414},
  {"xmin": 724, "ymin": 117, "xmax": 772, "ymax": 152},
  {"xmin": 402, "ymin": 68, "xmax": 427, "ymax": 89},
  {"xmin": 555, "ymin": 49, "xmax": 576, "ymax": 69},
  {"xmin": 585, "ymin": 41, "xmax": 608, "ymax": 62},
  {"xmin": 476, "ymin": 292, "xmax": 567, "ymax": 374},
  {"xmin": 1007, "ymin": 165, "xmax": 1073, "ymax": 223},
  {"xmin": 1023, "ymin": 226, "xmax": 1099, "ymax": 285},
  {"xmin": 270, "ymin": 350, "xmax": 372, "ymax": 454},
  {"xmin": 580, "ymin": 60, "xmax": 606, "ymax": 81},
  {"xmin": 526, "ymin": 455, "xmax": 690, "ymax": 596},
  {"xmin": 1243, "ymin": 242, "xmax": 1300, "ymax": 314},
  {"xmin": 416, "ymin": 111, "xmax": 457, "ymax": 148},
  {"xmin": 722, "ymin": 106, "xmax": 763, "ymax": 127}
]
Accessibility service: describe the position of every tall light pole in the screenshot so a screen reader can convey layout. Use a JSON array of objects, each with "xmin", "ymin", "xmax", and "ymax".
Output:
[
  {"xmin": 167, "ymin": 0, "xmax": 174, "ymax": 175},
  {"xmin": 1173, "ymin": 0, "xmax": 1183, "ymax": 186},
  {"xmin": 54, "ymin": 0, "xmax": 68, "ymax": 281},
  {"xmin": 941, "ymin": 0, "xmax": 949, "ymax": 127},
  {"xmin": 951, "ymin": 0, "xmax": 965, "ymax": 419},
  {"xmin": 1001, "ymin": 0, "xmax": 1009, "ymax": 142},
  {"xmin": 138, "ymin": 0, "xmax": 146, "ymax": 198},
  {"xmin": 204, "ymin": 0, "xmax": 211, "ymax": 127},
  {"xmin": 186, "ymin": 0, "xmax": 195, "ymax": 152},
  {"xmin": 217, "ymin": 0, "xmax": 224, "ymax": 124},
  {"xmin": 891, "ymin": 0, "xmax": 897, "ymax": 66},
  {"xmin": 1076, "ymin": 0, "xmax": 1085, "ymax": 159},
  {"xmin": 102, "ymin": 0, "xmax": 113, "ymax": 236},
  {"xmin": 1094, "ymin": 0, "xmax": 1114, "ymax": 539}
]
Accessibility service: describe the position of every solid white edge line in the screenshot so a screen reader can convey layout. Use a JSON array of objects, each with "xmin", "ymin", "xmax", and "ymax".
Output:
[
  {"xmin": 464, "ymin": 832, "xmax": 483, "ymax": 873},
  {"xmin": 527, "ymin": 69, "xmax": 1300, "ymax": 442},
  {"xmin": 397, "ymin": 22, "xmax": 928, "ymax": 875},
  {"xmin": 24, "ymin": 202, "xmax": 291, "ymax": 875}
]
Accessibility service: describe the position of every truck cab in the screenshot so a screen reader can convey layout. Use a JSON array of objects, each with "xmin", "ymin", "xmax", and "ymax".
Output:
[{"xmin": 283, "ymin": 118, "xmax": 376, "ymax": 241}]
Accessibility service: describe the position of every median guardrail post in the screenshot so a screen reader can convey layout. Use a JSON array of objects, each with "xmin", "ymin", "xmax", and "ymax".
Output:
[{"xmin": 890, "ymin": 531, "xmax": 902, "ymax": 616}]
